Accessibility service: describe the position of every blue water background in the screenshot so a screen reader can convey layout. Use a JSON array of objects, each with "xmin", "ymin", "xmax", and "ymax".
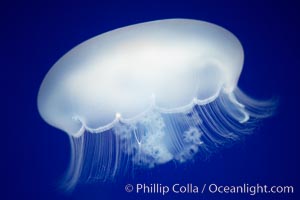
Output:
[{"xmin": 2, "ymin": 1, "xmax": 299, "ymax": 199}]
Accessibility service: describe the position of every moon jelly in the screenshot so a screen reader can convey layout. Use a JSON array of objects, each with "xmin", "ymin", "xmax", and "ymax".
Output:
[{"xmin": 37, "ymin": 19, "xmax": 276, "ymax": 190}]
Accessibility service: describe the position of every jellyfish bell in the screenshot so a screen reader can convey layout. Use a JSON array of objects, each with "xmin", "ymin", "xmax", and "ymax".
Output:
[
  {"xmin": 38, "ymin": 19, "xmax": 244, "ymax": 136},
  {"xmin": 37, "ymin": 19, "xmax": 275, "ymax": 190}
]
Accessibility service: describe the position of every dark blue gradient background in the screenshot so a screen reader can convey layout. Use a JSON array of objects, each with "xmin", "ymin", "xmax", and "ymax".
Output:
[{"xmin": 2, "ymin": 1, "xmax": 299, "ymax": 199}]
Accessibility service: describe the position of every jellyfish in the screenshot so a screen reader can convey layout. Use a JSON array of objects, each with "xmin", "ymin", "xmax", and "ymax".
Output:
[{"xmin": 37, "ymin": 19, "xmax": 276, "ymax": 191}]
